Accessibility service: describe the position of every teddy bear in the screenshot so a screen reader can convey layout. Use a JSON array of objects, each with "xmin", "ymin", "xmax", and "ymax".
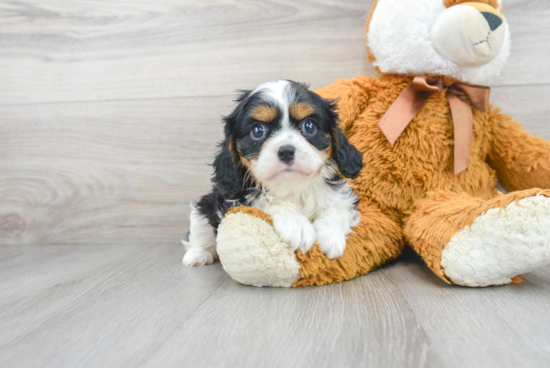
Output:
[{"xmin": 214, "ymin": 0, "xmax": 550, "ymax": 288}]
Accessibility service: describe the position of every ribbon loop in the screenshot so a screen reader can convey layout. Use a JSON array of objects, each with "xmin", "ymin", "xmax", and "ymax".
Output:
[
  {"xmin": 412, "ymin": 76, "xmax": 443, "ymax": 93},
  {"xmin": 378, "ymin": 76, "xmax": 490, "ymax": 175}
]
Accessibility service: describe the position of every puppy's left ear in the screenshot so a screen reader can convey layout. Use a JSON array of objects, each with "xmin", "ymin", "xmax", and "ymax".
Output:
[
  {"xmin": 321, "ymin": 98, "xmax": 363, "ymax": 179},
  {"xmin": 332, "ymin": 127, "xmax": 363, "ymax": 179}
]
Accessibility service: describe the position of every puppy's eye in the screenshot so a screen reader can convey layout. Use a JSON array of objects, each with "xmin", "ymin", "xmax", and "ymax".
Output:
[
  {"xmin": 251, "ymin": 124, "xmax": 267, "ymax": 140},
  {"xmin": 301, "ymin": 120, "xmax": 317, "ymax": 136}
]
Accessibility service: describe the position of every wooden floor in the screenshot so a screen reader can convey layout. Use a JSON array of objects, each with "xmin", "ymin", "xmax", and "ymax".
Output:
[
  {"xmin": 1, "ymin": 0, "xmax": 550, "ymax": 367},
  {"xmin": 1, "ymin": 244, "xmax": 550, "ymax": 368}
]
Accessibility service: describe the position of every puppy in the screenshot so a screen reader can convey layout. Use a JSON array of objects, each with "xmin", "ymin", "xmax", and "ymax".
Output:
[{"xmin": 183, "ymin": 80, "xmax": 363, "ymax": 267}]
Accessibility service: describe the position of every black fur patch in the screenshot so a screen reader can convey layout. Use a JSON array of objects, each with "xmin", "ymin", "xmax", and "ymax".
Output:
[{"xmin": 332, "ymin": 128, "xmax": 363, "ymax": 179}]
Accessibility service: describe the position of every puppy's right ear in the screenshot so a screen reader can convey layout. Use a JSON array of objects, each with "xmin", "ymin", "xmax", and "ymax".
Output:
[
  {"xmin": 212, "ymin": 137, "xmax": 241, "ymax": 197},
  {"xmin": 332, "ymin": 126, "xmax": 363, "ymax": 179},
  {"xmin": 211, "ymin": 90, "xmax": 252, "ymax": 197}
]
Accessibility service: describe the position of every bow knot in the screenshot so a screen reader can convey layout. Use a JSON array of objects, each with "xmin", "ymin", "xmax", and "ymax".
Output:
[{"xmin": 378, "ymin": 76, "xmax": 490, "ymax": 175}]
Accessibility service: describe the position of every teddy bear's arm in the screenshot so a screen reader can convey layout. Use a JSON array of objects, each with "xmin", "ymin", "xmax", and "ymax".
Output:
[
  {"xmin": 487, "ymin": 107, "xmax": 550, "ymax": 191},
  {"xmin": 315, "ymin": 75, "xmax": 378, "ymax": 131}
]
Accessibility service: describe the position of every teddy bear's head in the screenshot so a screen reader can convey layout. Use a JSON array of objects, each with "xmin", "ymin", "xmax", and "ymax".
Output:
[{"xmin": 366, "ymin": 0, "xmax": 510, "ymax": 84}]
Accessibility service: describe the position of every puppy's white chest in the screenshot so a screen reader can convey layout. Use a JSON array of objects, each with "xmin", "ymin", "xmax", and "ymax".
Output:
[
  {"xmin": 250, "ymin": 193, "xmax": 320, "ymax": 221},
  {"xmin": 252, "ymin": 181, "xmax": 340, "ymax": 221}
]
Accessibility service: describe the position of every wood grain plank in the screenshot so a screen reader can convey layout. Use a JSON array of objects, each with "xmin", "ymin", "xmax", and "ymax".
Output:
[
  {"xmin": 0, "ymin": 244, "xmax": 230, "ymax": 367},
  {"xmin": 0, "ymin": 96, "xmax": 226, "ymax": 245},
  {"xmin": 1, "ymin": 244, "xmax": 549, "ymax": 368},
  {"xmin": 1, "ymin": 0, "xmax": 550, "ymax": 105},
  {"xmin": 490, "ymin": 84, "xmax": 550, "ymax": 139},
  {"xmin": 393, "ymin": 257, "xmax": 550, "ymax": 368},
  {"xmin": 0, "ymin": 0, "xmax": 372, "ymax": 105}
]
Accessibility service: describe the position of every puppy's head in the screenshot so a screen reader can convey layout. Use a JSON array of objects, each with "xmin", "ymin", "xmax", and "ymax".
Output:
[{"xmin": 214, "ymin": 80, "xmax": 363, "ymax": 195}]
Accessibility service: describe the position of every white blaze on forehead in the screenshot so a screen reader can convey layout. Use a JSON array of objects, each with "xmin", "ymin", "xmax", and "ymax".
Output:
[{"xmin": 251, "ymin": 80, "xmax": 293, "ymax": 130}]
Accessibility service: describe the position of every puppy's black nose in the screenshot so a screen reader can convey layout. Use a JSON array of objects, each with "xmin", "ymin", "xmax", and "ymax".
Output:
[{"xmin": 278, "ymin": 145, "xmax": 295, "ymax": 164}]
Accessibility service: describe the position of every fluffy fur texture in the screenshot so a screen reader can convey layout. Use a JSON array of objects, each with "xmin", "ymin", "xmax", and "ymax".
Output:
[
  {"xmin": 367, "ymin": 0, "xmax": 511, "ymax": 84},
  {"xmin": 214, "ymin": 0, "xmax": 550, "ymax": 287},
  {"xmin": 217, "ymin": 209, "xmax": 301, "ymax": 287},
  {"xmin": 442, "ymin": 195, "xmax": 550, "ymax": 286},
  {"xmin": 184, "ymin": 81, "xmax": 363, "ymax": 267},
  {"xmin": 404, "ymin": 189, "xmax": 550, "ymax": 283},
  {"xmin": 218, "ymin": 201, "xmax": 403, "ymax": 287}
]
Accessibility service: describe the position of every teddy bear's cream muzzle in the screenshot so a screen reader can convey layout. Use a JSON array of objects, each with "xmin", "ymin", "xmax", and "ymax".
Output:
[{"xmin": 431, "ymin": 2, "xmax": 506, "ymax": 67}]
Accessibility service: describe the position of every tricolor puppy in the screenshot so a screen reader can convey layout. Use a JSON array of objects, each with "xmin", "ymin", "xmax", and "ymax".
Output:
[{"xmin": 183, "ymin": 80, "xmax": 363, "ymax": 267}]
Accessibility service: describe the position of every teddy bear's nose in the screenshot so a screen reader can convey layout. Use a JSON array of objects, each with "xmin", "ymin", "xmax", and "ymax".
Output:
[{"xmin": 481, "ymin": 12, "xmax": 503, "ymax": 32}]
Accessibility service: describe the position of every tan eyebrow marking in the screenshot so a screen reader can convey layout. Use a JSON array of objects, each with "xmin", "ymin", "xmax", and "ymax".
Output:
[
  {"xmin": 289, "ymin": 102, "xmax": 314, "ymax": 121},
  {"xmin": 250, "ymin": 105, "xmax": 278, "ymax": 122}
]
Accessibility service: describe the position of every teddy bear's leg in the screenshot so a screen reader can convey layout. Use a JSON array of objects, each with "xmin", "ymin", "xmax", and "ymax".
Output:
[
  {"xmin": 216, "ymin": 202, "xmax": 403, "ymax": 287},
  {"xmin": 293, "ymin": 201, "xmax": 403, "ymax": 286},
  {"xmin": 404, "ymin": 189, "xmax": 550, "ymax": 287}
]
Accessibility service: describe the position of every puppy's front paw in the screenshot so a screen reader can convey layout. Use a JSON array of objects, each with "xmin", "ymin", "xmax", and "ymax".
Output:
[
  {"xmin": 313, "ymin": 221, "xmax": 347, "ymax": 259},
  {"xmin": 272, "ymin": 214, "xmax": 316, "ymax": 254},
  {"xmin": 182, "ymin": 247, "xmax": 214, "ymax": 267}
]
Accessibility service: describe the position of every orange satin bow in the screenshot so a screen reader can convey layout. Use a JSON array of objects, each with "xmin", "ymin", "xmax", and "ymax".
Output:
[{"xmin": 378, "ymin": 76, "xmax": 490, "ymax": 175}]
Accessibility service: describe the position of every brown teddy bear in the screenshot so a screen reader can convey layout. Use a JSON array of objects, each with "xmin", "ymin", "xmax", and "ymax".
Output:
[{"xmin": 214, "ymin": 0, "xmax": 550, "ymax": 287}]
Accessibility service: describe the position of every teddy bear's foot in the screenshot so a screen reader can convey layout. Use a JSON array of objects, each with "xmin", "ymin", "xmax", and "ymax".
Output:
[
  {"xmin": 216, "ymin": 207, "xmax": 301, "ymax": 287},
  {"xmin": 405, "ymin": 189, "xmax": 550, "ymax": 287},
  {"xmin": 441, "ymin": 194, "xmax": 550, "ymax": 287}
]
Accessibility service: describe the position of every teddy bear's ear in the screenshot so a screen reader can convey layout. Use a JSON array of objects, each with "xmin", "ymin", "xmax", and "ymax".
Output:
[
  {"xmin": 443, "ymin": 0, "xmax": 502, "ymax": 7},
  {"xmin": 443, "ymin": 0, "xmax": 501, "ymax": 10}
]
